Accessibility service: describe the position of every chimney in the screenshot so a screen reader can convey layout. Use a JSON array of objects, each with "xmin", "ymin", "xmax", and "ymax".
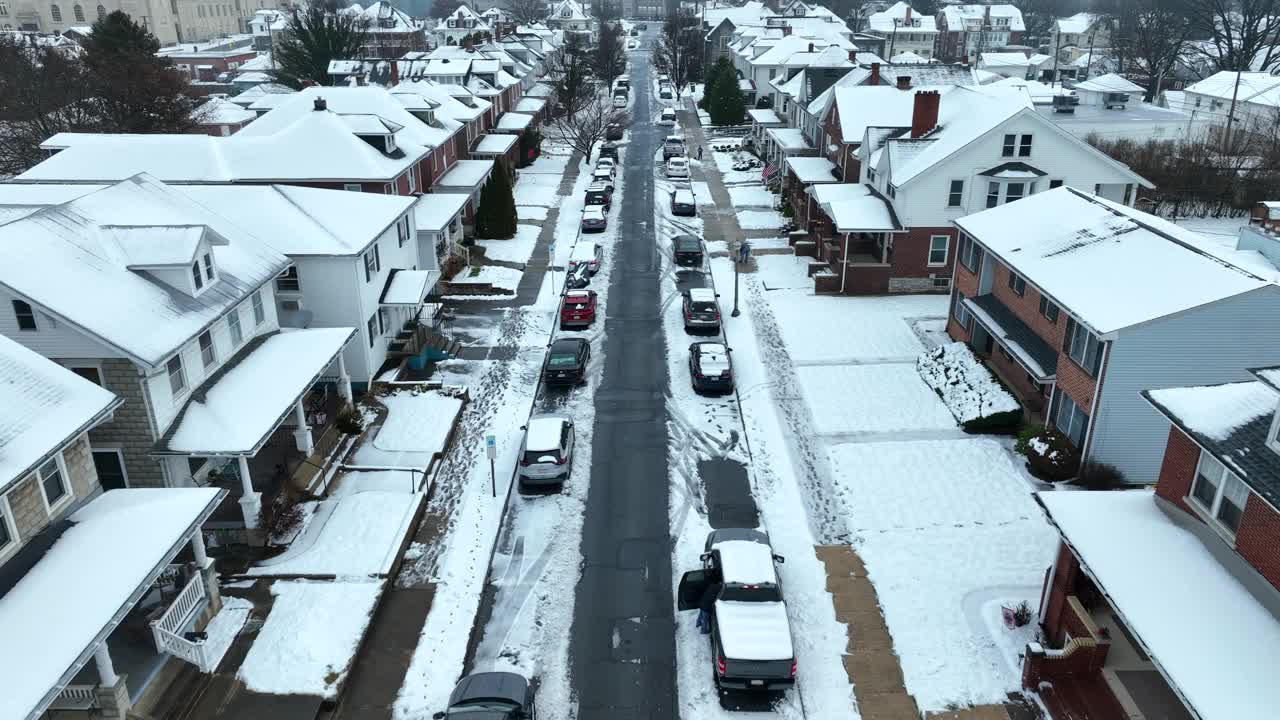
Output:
[
  {"xmin": 356, "ymin": 73, "xmax": 366, "ymax": 86},
  {"xmin": 869, "ymin": 62, "xmax": 881, "ymax": 85},
  {"xmin": 910, "ymin": 90, "xmax": 939, "ymax": 138},
  {"xmin": 781, "ymin": 25, "xmax": 791, "ymax": 36},
  {"xmin": 390, "ymin": 59, "xmax": 400, "ymax": 86},
  {"xmin": 848, "ymin": 48, "xmax": 858, "ymax": 62},
  {"xmin": 904, "ymin": 6, "xmax": 911, "ymax": 23},
  {"xmin": 314, "ymin": 96, "xmax": 327, "ymax": 111},
  {"xmin": 896, "ymin": 75, "xmax": 911, "ymax": 90},
  {"xmin": 984, "ymin": 5, "xmax": 991, "ymax": 24},
  {"xmin": 808, "ymin": 42, "xmax": 814, "ymax": 52}
]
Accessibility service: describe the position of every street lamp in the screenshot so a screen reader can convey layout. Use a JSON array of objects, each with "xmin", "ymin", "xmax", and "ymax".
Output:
[{"xmin": 731, "ymin": 239, "xmax": 750, "ymax": 317}]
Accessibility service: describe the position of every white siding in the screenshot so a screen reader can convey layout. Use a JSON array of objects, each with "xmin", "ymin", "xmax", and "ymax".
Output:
[
  {"xmin": 0, "ymin": 286, "xmax": 125, "ymax": 360},
  {"xmin": 292, "ymin": 256, "xmax": 368, "ymax": 380},
  {"xmin": 1089, "ymin": 286, "xmax": 1280, "ymax": 483}
]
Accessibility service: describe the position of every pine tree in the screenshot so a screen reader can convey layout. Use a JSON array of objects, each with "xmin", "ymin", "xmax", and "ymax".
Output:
[
  {"xmin": 475, "ymin": 162, "xmax": 518, "ymax": 239},
  {"xmin": 274, "ymin": 0, "xmax": 369, "ymax": 89},
  {"xmin": 82, "ymin": 11, "xmax": 198, "ymax": 133},
  {"xmin": 706, "ymin": 57, "xmax": 745, "ymax": 126}
]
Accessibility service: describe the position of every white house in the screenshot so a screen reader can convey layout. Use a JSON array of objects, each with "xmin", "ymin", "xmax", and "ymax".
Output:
[
  {"xmin": 546, "ymin": 0, "xmax": 595, "ymax": 44},
  {"xmin": 0, "ymin": 175, "xmax": 356, "ymax": 529},
  {"xmin": 1182, "ymin": 71, "xmax": 1280, "ymax": 131},
  {"xmin": 865, "ymin": 2, "xmax": 937, "ymax": 60},
  {"xmin": 433, "ymin": 4, "xmax": 495, "ymax": 47},
  {"xmin": 936, "ymin": 4, "xmax": 1025, "ymax": 63},
  {"xmin": 977, "ymin": 51, "xmax": 1051, "ymax": 80}
]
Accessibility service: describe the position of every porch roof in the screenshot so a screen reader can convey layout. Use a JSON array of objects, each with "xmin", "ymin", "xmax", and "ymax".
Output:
[
  {"xmin": 155, "ymin": 328, "xmax": 355, "ymax": 456},
  {"xmin": 964, "ymin": 294, "xmax": 1057, "ymax": 381},
  {"xmin": 0, "ymin": 488, "xmax": 224, "ymax": 720},
  {"xmin": 472, "ymin": 133, "xmax": 518, "ymax": 155},
  {"xmin": 785, "ymin": 156, "xmax": 838, "ymax": 184},
  {"xmin": 436, "ymin": 159, "xmax": 494, "ymax": 191},
  {"xmin": 808, "ymin": 183, "xmax": 901, "ymax": 233},
  {"xmin": 414, "ymin": 192, "xmax": 471, "ymax": 232},
  {"xmin": 1038, "ymin": 490, "xmax": 1280, "ymax": 720},
  {"xmin": 495, "ymin": 111, "xmax": 534, "ymax": 131},
  {"xmin": 748, "ymin": 108, "xmax": 785, "ymax": 126},
  {"xmin": 380, "ymin": 268, "xmax": 440, "ymax": 305},
  {"xmin": 766, "ymin": 126, "xmax": 812, "ymax": 152}
]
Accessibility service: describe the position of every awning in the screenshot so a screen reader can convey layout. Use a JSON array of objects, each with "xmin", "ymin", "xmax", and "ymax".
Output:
[
  {"xmin": 748, "ymin": 108, "xmax": 785, "ymax": 126},
  {"xmin": 1038, "ymin": 490, "xmax": 1280, "ymax": 720},
  {"xmin": 964, "ymin": 294, "xmax": 1057, "ymax": 381},
  {"xmin": 786, "ymin": 156, "xmax": 838, "ymax": 184},
  {"xmin": 415, "ymin": 192, "xmax": 471, "ymax": 232},
  {"xmin": 766, "ymin": 127, "xmax": 813, "ymax": 153},
  {"xmin": 155, "ymin": 328, "xmax": 355, "ymax": 455},
  {"xmin": 472, "ymin": 133, "xmax": 518, "ymax": 156},
  {"xmin": 0, "ymin": 488, "xmax": 225, "ymax": 720},
  {"xmin": 979, "ymin": 161, "xmax": 1047, "ymax": 178},
  {"xmin": 495, "ymin": 112, "xmax": 534, "ymax": 132},
  {"xmin": 380, "ymin": 268, "xmax": 440, "ymax": 306},
  {"xmin": 809, "ymin": 183, "xmax": 901, "ymax": 233},
  {"xmin": 436, "ymin": 159, "xmax": 494, "ymax": 192}
]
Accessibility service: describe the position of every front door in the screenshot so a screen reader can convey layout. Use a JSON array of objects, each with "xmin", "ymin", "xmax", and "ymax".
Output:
[{"xmin": 92, "ymin": 450, "xmax": 128, "ymax": 490}]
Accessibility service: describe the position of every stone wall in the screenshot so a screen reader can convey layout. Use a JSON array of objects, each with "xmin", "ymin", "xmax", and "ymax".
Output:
[
  {"xmin": 6, "ymin": 434, "xmax": 101, "ymax": 542},
  {"xmin": 90, "ymin": 359, "xmax": 166, "ymax": 488}
]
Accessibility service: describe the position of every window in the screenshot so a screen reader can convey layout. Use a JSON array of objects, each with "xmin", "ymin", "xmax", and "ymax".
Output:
[
  {"xmin": 167, "ymin": 354, "xmax": 186, "ymax": 395},
  {"xmin": 952, "ymin": 291, "xmax": 972, "ymax": 329},
  {"xmin": 1049, "ymin": 179, "xmax": 1063, "ymax": 189},
  {"xmin": 407, "ymin": 167, "xmax": 416, "ymax": 193},
  {"xmin": 960, "ymin": 234, "xmax": 983, "ymax": 273},
  {"xmin": 367, "ymin": 313, "xmax": 378, "ymax": 347},
  {"xmin": 228, "ymin": 308, "xmax": 243, "ymax": 346},
  {"xmin": 928, "ymin": 236, "xmax": 949, "ymax": 266},
  {"xmin": 1052, "ymin": 388, "xmax": 1090, "ymax": 447},
  {"xmin": 1191, "ymin": 452, "xmax": 1250, "ymax": 534},
  {"xmin": 364, "ymin": 248, "xmax": 378, "ymax": 282},
  {"xmin": 1039, "ymin": 296, "xmax": 1059, "ymax": 323},
  {"xmin": 867, "ymin": 167, "xmax": 876, "ymax": 182},
  {"xmin": 191, "ymin": 261, "xmax": 204, "ymax": 291},
  {"xmin": 49, "ymin": 3, "xmax": 60, "ymax": 20},
  {"xmin": 12, "ymin": 300, "xmax": 37, "ymax": 331},
  {"xmin": 1064, "ymin": 319, "xmax": 1103, "ymax": 376},
  {"xmin": 1006, "ymin": 182, "xmax": 1026, "ymax": 203},
  {"xmin": 38, "ymin": 456, "xmax": 68, "ymax": 507},
  {"xmin": 72, "ymin": 2, "xmax": 82, "ymax": 19},
  {"xmin": 1002, "ymin": 133, "xmax": 1015, "ymax": 157},
  {"xmin": 1007, "ymin": 270, "xmax": 1026, "ymax": 296},
  {"xmin": 276, "ymin": 266, "xmax": 300, "ymax": 293},
  {"xmin": 1123, "ymin": 183, "xmax": 1134, "ymax": 205},
  {"xmin": 1094, "ymin": 183, "xmax": 1102, "ymax": 195},
  {"xmin": 251, "ymin": 290, "xmax": 265, "ymax": 325},
  {"xmin": 986, "ymin": 181, "xmax": 1000, "ymax": 208},
  {"xmin": 70, "ymin": 366, "xmax": 102, "ymax": 385},
  {"xmin": 198, "ymin": 330, "xmax": 216, "ymax": 368},
  {"xmin": 384, "ymin": 183, "xmax": 394, "ymax": 195},
  {"xmin": 344, "ymin": 183, "xmax": 362, "ymax": 192},
  {"xmin": 0, "ymin": 498, "xmax": 14, "ymax": 555},
  {"xmin": 1018, "ymin": 134, "xmax": 1033, "ymax": 157},
  {"xmin": 203, "ymin": 253, "xmax": 215, "ymax": 281},
  {"xmin": 398, "ymin": 216, "xmax": 410, "ymax": 247},
  {"xmin": 947, "ymin": 180, "xmax": 964, "ymax": 207}
]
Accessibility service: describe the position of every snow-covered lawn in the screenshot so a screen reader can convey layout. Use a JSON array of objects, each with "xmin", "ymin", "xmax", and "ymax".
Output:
[
  {"xmin": 754, "ymin": 254, "xmax": 814, "ymax": 291},
  {"xmin": 456, "ymin": 265, "xmax": 522, "ymax": 291},
  {"xmin": 248, "ymin": 491, "xmax": 421, "ymax": 577},
  {"xmin": 478, "ymin": 224, "xmax": 542, "ymax": 265},
  {"xmin": 513, "ymin": 172, "xmax": 562, "ymax": 208},
  {"xmin": 237, "ymin": 580, "xmax": 381, "ymax": 698},
  {"xmin": 712, "ymin": 150, "xmax": 763, "ymax": 185},
  {"xmin": 728, "ymin": 185, "xmax": 777, "ymax": 209},
  {"xmin": 372, "ymin": 389, "xmax": 464, "ymax": 455},
  {"xmin": 737, "ymin": 209, "xmax": 788, "ymax": 230},
  {"xmin": 517, "ymin": 205, "xmax": 549, "ymax": 221},
  {"xmin": 767, "ymin": 292, "xmax": 948, "ymax": 365},
  {"xmin": 797, "ymin": 364, "xmax": 957, "ymax": 436}
]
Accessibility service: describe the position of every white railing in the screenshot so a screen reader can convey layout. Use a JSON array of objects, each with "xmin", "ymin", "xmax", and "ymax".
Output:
[
  {"xmin": 153, "ymin": 626, "xmax": 212, "ymax": 672},
  {"xmin": 152, "ymin": 571, "xmax": 207, "ymax": 639},
  {"xmin": 50, "ymin": 684, "xmax": 98, "ymax": 710}
]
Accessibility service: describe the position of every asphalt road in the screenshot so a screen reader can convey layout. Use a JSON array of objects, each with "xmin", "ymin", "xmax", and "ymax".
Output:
[{"xmin": 569, "ymin": 35, "xmax": 678, "ymax": 720}]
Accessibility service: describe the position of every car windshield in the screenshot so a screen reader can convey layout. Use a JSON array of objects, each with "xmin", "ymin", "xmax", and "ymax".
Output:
[
  {"xmin": 720, "ymin": 583, "xmax": 782, "ymax": 602},
  {"xmin": 448, "ymin": 700, "xmax": 520, "ymax": 714},
  {"xmin": 691, "ymin": 301, "xmax": 717, "ymax": 313},
  {"xmin": 548, "ymin": 354, "xmax": 579, "ymax": 367}
]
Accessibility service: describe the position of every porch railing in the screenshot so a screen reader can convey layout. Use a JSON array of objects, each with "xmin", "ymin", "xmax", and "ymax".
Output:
[
  {"xmin": 50, "ymin": 684, "xmax": 99, "ymax": 710},
  {"xmin": 149, "ymin": 571, "xmax": 214, "ymax": 671},
  {"xmin": 154, "ymin": 625, "xmax": 213, "ymax": 672}
]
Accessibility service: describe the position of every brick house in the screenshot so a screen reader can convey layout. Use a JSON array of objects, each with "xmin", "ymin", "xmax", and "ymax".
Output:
[
  {"xmin": 813, "ymin": 84, "xmax": 1148, "ymax": 295},
  {"xmin": 934, "ymin": 4, "xmax": 1025, "ymax": 63},
  {"xmin": 162, "ymin": 46, "xmax": 258, "ymax": 83},
  {"xmin": 190, "ymin": 97, "xmax": 257, "ymax": 137},
  {"xmin": 947, "ymin": 186, "xmax": 1280, "ymax": 483},
  {"xmin": 1024, "ymin": 371, "xmax": 1280, "ymax": 718},
  {"xmin": 0, "ymin": 332, "xmax": 231, "ymax": 720}
]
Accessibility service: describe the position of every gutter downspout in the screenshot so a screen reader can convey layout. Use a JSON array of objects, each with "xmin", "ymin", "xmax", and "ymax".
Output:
[{"xmin": 1078, "ymin": 338, "xmax": 1110, "ymax": 466}]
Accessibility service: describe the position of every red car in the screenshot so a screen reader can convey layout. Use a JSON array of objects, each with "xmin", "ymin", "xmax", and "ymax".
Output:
[{"xmin": 560, "ymin": 289, "xmax": 598, "ymax": 328}]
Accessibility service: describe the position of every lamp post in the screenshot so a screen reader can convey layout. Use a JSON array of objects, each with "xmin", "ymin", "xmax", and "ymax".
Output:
[{"xmin": 731, "ymin": 239, "xmax": 749, "ymax": 317}]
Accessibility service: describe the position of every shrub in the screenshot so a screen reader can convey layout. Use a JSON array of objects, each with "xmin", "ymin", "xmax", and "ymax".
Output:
[
  {"xmin": 335, "ymin": 405, "xmax": 364, "ymax": 435},
  {"xmin": 259, "ymin": 492, "xmax": 306, "ymax": 544},
  {"xmin": 1022, "ymin": 427, "xmax": 1081, "ymax": 482},
  {"xmin": 1076, "ymin": 462, "xmax": 1126, "ymax": 490},
  {"xmin": 1013, "ymin": 601, "xmax": 1033, "ymax": 628},
  {"xmin": 918, "ymin": 343, "xmax": 1021, "ymax": 431},
  {"xmin": 961, "ymin": 408, "xmax": 1023, "ymax": 433},
  {"xmin": 1015, "ymin": 424, "xmax": 1045, "ymax": 456}
]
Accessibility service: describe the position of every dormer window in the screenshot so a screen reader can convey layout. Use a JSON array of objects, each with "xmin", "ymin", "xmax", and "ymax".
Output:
[
  {"xmin": 202, "ymin": 252, "xmax": 215, "ymax": 281},
  {"xmin": 192, "ymin": 261, "xmax": 205, "ymax": 291},
  {"xmin": 386, "ymin": 134, "xmax": 397, "ymax": 153}
]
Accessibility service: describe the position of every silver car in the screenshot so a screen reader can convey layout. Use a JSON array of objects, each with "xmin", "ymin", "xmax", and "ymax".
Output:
[{"xmin": 518, "ymin": 416, "xmax": 576, "ymax": 486}]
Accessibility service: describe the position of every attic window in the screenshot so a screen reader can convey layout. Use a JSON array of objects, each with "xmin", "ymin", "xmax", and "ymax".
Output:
[
  {"xmin": 386, "ymin": 134, "xmax": 397, "ymax": 153},
  {"xmin": 192, "ymin": 261, "xmax": 205, "ymax": 291},
  {"xmin": 202, "ymin": 252, "xmax": 215, "ymax": 281}
]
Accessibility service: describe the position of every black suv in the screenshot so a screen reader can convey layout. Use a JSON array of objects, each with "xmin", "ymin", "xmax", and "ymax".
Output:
[
  {"xmin": 543, "ymin": 337, "xmax": 591, "ymax": 385},
  {"xmin": 606, "ymin": 123, "xmax": 625, "ymax": 141},
  {"xmin": 673, "ymin": 234, "xmax": 704, "ymax": 266},
  {"xmin": 434, "ymin": 672, "xmax": 535, "ymax": 720},
  {"xmin": 689, "ymin": 342, "xmax": 734, "ymax": 394}
]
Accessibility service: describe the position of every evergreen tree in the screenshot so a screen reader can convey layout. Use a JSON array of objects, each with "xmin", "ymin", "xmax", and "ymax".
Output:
[
  {"xmin": 275, "ymin": 0, "xmax": 369, "ymax": 89},
  {"xmin": 475, "ymin": 162, "xmax": 518, "ymax": 239},
  {"xmin": 706, "ymin": 57, "xmax": 745, "ymax": 126},
  {"xmin": 82, "ymin": 11, "xmax": 197, "ymax": 133}
]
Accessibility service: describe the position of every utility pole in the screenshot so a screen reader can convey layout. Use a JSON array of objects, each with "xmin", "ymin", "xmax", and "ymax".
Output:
[
  {"xmin": 1224, "ymin": 67, "xmax": 1245, "ymax": 151},
  {"xmin": 888, "ymin": 17, "xmax": 898, "ymax": 59},
  {"xmin": 1051, "ymin": 25, "xmax": 1061, "ymax": 87},
  {"xmin": 1083, "ymin": 25, "xmax": 1097, "ymax": 81}
]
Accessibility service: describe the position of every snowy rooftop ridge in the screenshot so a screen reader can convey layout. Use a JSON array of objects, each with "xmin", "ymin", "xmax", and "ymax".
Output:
[{"xmin": 1145, "ymin": 381, "xmax": 1277, "ymax": 443}]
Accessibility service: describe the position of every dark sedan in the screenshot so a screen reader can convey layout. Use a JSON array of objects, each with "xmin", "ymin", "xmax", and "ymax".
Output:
[
  {"xmin": 543, "ymin": 337, "xmax": 591, "ymax": 385},
  {"xmin": 672, "ymin": 234, "xmax": 704, "ymax": 266},
  {"xmin": 434, "ymin": 671, "xmax": 536, "ymax": 720},
  {"xmin": 689, "ymin": 342, "xmax": 734, "ymax": 393}
]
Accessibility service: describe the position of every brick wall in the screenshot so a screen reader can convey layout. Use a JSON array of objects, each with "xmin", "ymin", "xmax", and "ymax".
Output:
[
  {"xmin": 1235, "ymin": 493, "xmax": 1280, "ymax": 593},
  {"xmin": 1040, "ymin": 542, "xmax": 1077, "ymax": 640},
  {"xmin": 888, "ymin": 226, "xmax": 955, "ymax": 293},
  {"xmin": 1155, "ymin": 426, "xmax": 1200, "ymax": 517},
  {"xmin": 989, "ymin": 342, "xmax": 1046, "ymax": 409},
  {"xmin": 946, "ymin": 255, "xmax": 980, "ymax": 343},
  {"xmin": 1056, "ymin": 350, "xmax": 1100, "ymax": 416},
  {"xmin": 64, "ymin": 433, "xmax": 99, "ymax": 500},
  {"xmin": 842, "ymin": 264, "xmax": 891, "ymax": 294},
  {"xmin": 89, "ymin": 358, "xmax": 166, "ymax": 488},
  {"xmin": 990, "ymin": 261, "xmax": 1068, "ymax": 350}
]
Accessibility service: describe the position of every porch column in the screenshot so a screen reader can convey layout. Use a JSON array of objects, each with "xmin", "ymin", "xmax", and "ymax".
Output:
[
  {"xmin": 880, "ymin": 233, "xmax": 890, "ymax": 264},
  {"xmin": 336, "ymin": 353, "xmax": 353, "ymax": 403},
  {"xmin": 190, "ymin": 529, "xmax": 209, "ymax": 567},
  {"xmin": 292, "ymin": 399, "xmax": 314, "ymax": 456},
  {"xmin": 92, "ymin": 640, "xmax": 131, "ymax": 719},
  {"xmin": 94, "ymin": 641, "xmax": 119, "ymax": 687},
  {"xmin": 190, "ymin": 529, "xmax": 224, "ymax": 616},
  {"xmin": 237, "ymin": 456, "xmax": 260, "ymax": 530}
]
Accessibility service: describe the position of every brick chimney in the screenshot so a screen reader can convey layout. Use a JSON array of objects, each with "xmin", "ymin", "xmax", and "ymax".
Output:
[
  {"xmin": 314, "ymin": 96, "xmax": 327, "ymax": 111},
  {"xmin": 390, "ymin": 59, "xmax": 400, "ymax": 86},
  {"xmin": 848, "ymin": 48, "xmax": 858, "ymax": 62},
  {"xmin": 910, "ymin": 90, "xmax": 939, "ymax": 138},
  {"xmin": 896, "ymin": 75, "xmax": 911, "ymax": 90},
  {"xmin": 869, "ymin": 62, "xmax": 881, "ymax": 85},
  {"xmin": 356, "ymin": 74, "xmax": 366, "ymax": 86},
  {"xmin": 904, "ymin": 6, "xmax": 911, "ymax": 23},
  {"xmin": 984, "ymin": 5, "xmax": 991, "ymax": 24},
  {"xmin": 808, "ymin": 42, "xmax": 814, "ymax": 52}
]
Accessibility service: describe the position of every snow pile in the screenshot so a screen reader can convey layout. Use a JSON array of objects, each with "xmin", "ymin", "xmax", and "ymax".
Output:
[
  {"xmin": 917, "ymin": 342, "xmax": 1020, "ymax": 429},
  {"xmin": 249, "ymin": 491, "xmax": 421, "ymax": 577},
  {"xmin": 373, "ymin": 389, "xmax": 464, "ymax": 455},
  {"xmin": 201, "ymin": 596, "xmax": 253, "ymax": 672},
  {"xmin": 728, "ymin": 184, "xmax": 776, "ymax": 209},
  {"xmin": 237, "ymin": 580, "xmax": 381, "ymax": 698}
]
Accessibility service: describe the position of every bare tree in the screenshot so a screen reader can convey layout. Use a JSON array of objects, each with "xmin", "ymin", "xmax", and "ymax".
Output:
[
  {"xmin": 1185, "ymin": 0, "xmax": 1280, "ymax": 72},
  {"xmin": 1096, "ymin": 0, "xmax": 1193, "ymax": 101},
  {"xmin": 595, "ymin": 21, "xmax": 626, "ymax": 89},
  {"xmin": 655, "ymin": 7, "xmax": 702, "ymax": 89},
  {"xmin": 0, "ymin": 38, "xmax": 97, "ymax": 177},
  {"xmin": 502, "ymin": 0, "xmax": 548, "ymax": 26},
  {"xmin": 546, "ymin": 92, "xmax": 629, "ymax": 160},
  {"xmin": 544, "ymin": 33, "xmax": 595, "ymax": 118}
]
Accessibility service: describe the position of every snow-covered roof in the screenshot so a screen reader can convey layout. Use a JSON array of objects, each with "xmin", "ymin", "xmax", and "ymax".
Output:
[
  {"xmin": 232, "ymin": 71, "xmax": 273, "ymax": 84},
  {"xmin": 809, "ymin": 183, "xmax": 900, "ymax": 233},
  {"xmin": 1038, "ymin": 489, "xmax": 1280, "ymax": 720},
  {"xmin": 765, "ymin": 127, "xmax": 811, "ymax": 151},
  {"xmin": 957, "ymin": 187, "xmax": 1273, "ymax": 335},
  {"xmin": 227, "ymin": 82, "xmax": 295, "ymax": 107},
  {"xmin": 785, "ymin": 156, "xmax": 837, "ymax": 184},
  {"xmin": 1073, "ymin": 73, "xmax": 1144, "ymax": 94},
  {"xmin": 748, "ymin": 108, "xmax": 785, "ymax": 125},
  {"xmin": 381, "ymin": 269, "xmax": 438, "ymax": 306},
  {"xmin": 689, "ymin": 288, "xmax": 717, "ymax": 303},
  {"xmin": 832, "ymin": 85, "xmax": 943, "ymax": 143},
  {"xmin": 1055, "ymin": 12, "xmax": 1099, "ymax": 36},
  {"xmin": 979, "ymin": 52, "xmax": 1034, "ymax": 68},
  {"xmin": 0, "ymin": 487, "xmax": 224, "ymax": 720},
  {"xmin": 437, "ymin": 159, "xmax": 494, "ymax": 190},
  {"xmin": 940, "ymin": 4, "xmax": 1025, "ymax": 32},
  {"xmin": 990, "ymin": 77, "xmax": 1065, "ymax": 103},
  {"xmin": 235, "ymin": 86, "xmax": 453, "ymax": 151},
  {"xmin": 472, "ymin": 133, "xmax": 518, "ymax": 155},
  {"xmin": 0, "ymin": 336, "xmax": 120, "ymax": 493},
  {"xmin": 158, "ymin": 328, "xmax": 354, "ymax": 454},
  {"xmin": 715, "ymin": 540, "xmax": 778, "ymax": 585},
  {"xmin": 0, "ymin": 175, "xmax": 289, "ymax": 367},
  {"xmin": 1184, "ymin": 71, "xmax": 1280, "ymax": 105},
  {"xmin": 514, "ymin": 97, "xmax": 546, "ymax": 114},
  {"xmin": 1147, "ymin": 381, "xmax": 1276, "ymax": 443},
  {"xmin": 525, "ymin": 416, "xmax": 564, "ymax": 452},
  {"xmin": 714, "ymin": 600, "xmax": 794, "ymax": 661},
  {"xmin": 195, "ymin": 97, "xmax": 257, "ymax": 126},
  {"xmin": 703, "ymin": 0, "xmax": 774, "ymax": 30},
  {"xmin": 496, "ymin": 112, "xmax": 534, "ymax": 131},
  {"xmin": 867, "ymin": 2, "xmax": 937, "ymax": 34},
  {"xmin": 414, "ymin": 192, "xmax": 470, "ymax": 232},
  {"xmin": 889, "ymin": 51, "xmax": 928, "ymax": 64}
]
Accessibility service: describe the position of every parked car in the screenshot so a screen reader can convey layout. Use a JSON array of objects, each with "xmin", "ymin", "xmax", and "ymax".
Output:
[
  {"xmin": 658, "ymin": 73, "xmax": 670, "ymax": 83},
  {"xmin": 659, "ymin": 87, "xmax": 673, "ymax": 101},
  {"xmin": 627, "ymin": 39, "xmax": 639, "ymax": 49},
  {"xmin": 560, "ymin": 289, "xmax": 598, "ymax": 328},
  {"xmin": 606, "ymin": 123, "xmax": 625, "ymax": 141},
  {"xmin": 662, "ymin": 134, "xmax": 686, "ymax": 160},
  {"xmin": 616, "ymin": 76, "xmax": 631, "ymax": 90},
  {"xmin": 638, "ymin": 22, "xmax": 647, "ymax": 29},
  {"xmin": 581, "ymin": 205, "xmax": 608, "ymax": 232},
  {"xmin": 677, "ymin": 529, "xmax": 795, "ymax": 693},
  {"xmin": 599, "ymin": 142, "xmax": 620, "ymax": 160},
  {"xmin": 585, "ymin": 182, "xmax": 613, "ymax": 210},
  {"xmin": 672, "ymin": 234, "xmax": 704, "ymax": 265},
  {"xmin": 434, "ymin": 672, "xmax": 538, "ymax": 719},
  {"xmin": 665, "ymin": 156, "xmax": 690, "ymax": 179},
  {"xmin": 543, "ymin": 338, "xmax": 590, "ymax": 385},
  {"xmin": 671, "ymin": 189, "xmax": 696, "ymax": 217},
  {"xmin": 595, "ymin": 158, "xmax": 617, "ymax": 176},
  {"xmin": 660, "ymin": 107, "xmax": 678, "ymax": 125},
  {"xmin": 590, "ymin": 168, "xmax": 616, "ymax": 191},
  {"xmin": 570, "ymin": 242, "xmax": 604, "ymax": 274},
  {"xmin": 517, "ymin": 416, "xmax": 575, "ymax": 487},
  {"xmin": 689, "ymin": 341, "xmax": 733, "ymax": 393},
  {"xmin": 613, "ymin": 94, "xmax": 627, "ymax": 108},
  {"xmin": 565, "ymin": 261, "xmax": 593, "ymax": 289},
  {"xmin": 682, "ymin": 287, "xmax": 721, "ymax": 332}
]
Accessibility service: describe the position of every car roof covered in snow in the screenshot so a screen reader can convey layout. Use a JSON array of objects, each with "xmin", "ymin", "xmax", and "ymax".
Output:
[
  {"xmin": 581, "ymin": 206, "xmax": 605, "ymax": 218},
  {"xmin": 689, "ymin": 287, "xmax": 716, "ymax": 302},
  {"xmin": 564, "ymin": 289, "xmax": 592, "ymax": 300},
  {"xmin": 586, "ymin": 181, "xmax": 610, "ymax": 191},
  {"xmin": 673, "ymin": 234, "xmax": 701, "ymax": 247},
  {"xmin": 673, "ymin": 188, "xmax": 695, "ymax": 201},
  {"xmin": 570, "ymin": 242, "xmax": 599, "ymax": 258},
  {"xmin": 525, "ymin": 416, "xmax": 566, "ymax": 451}
]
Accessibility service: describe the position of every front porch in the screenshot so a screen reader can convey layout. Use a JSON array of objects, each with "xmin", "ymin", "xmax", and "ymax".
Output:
[
  {"xmin": 962, "ymin": 294, "xmax": 1055, "ymax": 422},
  {"xmin": 435, "ymin": 160, "xmax": 496, "ymax": 236}
]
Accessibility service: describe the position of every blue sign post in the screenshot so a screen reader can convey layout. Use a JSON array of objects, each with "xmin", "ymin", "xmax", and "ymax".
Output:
[{"xmin": 485, "ymin": 434, "xmax": 497, "ymax": 497}]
